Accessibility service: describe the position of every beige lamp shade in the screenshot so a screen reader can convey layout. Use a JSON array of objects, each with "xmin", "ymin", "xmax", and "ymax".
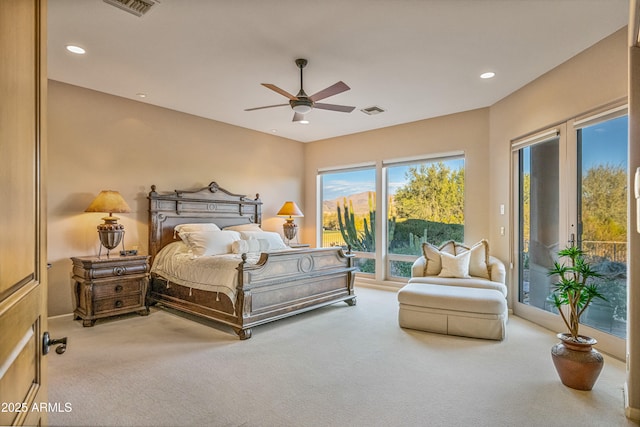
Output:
[
  {"xmin": 277, "ymin": 201, "xmax": 303, "ymax": 242},
  {"xmin": 85, "ymin": 190, "xmax": 131, "ymax": 218},
  {"xmin": 277, "ymin": 201, "xmax": 304, "ymax": 218},
  {"xmin": 85, "ymin": 190, "xmax": 131, "ymax": 256}
]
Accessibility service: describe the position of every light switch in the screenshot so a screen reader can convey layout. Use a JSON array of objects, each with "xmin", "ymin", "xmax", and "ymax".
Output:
[
  {"xmin": 500, "ymin": 204, "xmax": 505, "ymax": 215},
  {"xmin": 500, "ymin": 226, "xmax": 505, "ymax": 236}
]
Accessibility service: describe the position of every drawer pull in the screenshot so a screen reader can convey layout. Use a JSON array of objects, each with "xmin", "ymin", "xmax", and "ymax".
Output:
[
  {"xmin": 115, "ymin": 285, "xmax": 123, "ymax": 292},
  {"xmin": 113, "ymin": 266, "xmax": 126, "ymax": 276},
  {"xmin": 115, "ymin": 300, "xmax": 123, "ymax": 308}
]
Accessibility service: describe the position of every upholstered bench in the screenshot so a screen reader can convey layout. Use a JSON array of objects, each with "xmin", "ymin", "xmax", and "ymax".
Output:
[{"xmin": 398, "ymin": 282, "xmax": 508, "ymax": 340}]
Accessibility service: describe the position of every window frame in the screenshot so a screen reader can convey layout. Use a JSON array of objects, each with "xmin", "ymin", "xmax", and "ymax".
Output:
[
  {"xmin": 317, "ymin": 151, "xmax": 466, "ymax": 283},
  {"xmin": 384, "ymin": 152, "xmax": 465, "ymax": 280}
]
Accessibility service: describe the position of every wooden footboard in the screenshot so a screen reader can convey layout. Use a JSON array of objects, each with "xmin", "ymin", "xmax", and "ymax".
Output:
[{"xmin": 235, "ymin": 247, "xmax": 356, "ymax": 338}]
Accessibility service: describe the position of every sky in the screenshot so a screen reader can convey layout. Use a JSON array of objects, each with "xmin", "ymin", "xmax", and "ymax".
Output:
[
  {"xmin": 581, "ymin": 115, "xmax": 628, "ymax": 170},
  {"xmin": 321, "ymin": 158, "xmax": 464, "ymax": 201},
  {"xmin": 322, "ymin": 115, "xmax": 628, "ymax": 201}
]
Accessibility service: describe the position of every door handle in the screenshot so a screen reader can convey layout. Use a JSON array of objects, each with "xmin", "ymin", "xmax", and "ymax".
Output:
[{"xmin": 43, "ymin": 331, "xmax": 67, "ymax": 355}]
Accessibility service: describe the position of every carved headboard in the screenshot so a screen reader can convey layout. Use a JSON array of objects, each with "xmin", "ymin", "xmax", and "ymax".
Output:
[{"xmin": 148, "ymin": 181, "xmax": 262, "ymax": 263}]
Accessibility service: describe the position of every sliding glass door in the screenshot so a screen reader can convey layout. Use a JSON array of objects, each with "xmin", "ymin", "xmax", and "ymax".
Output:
[
  {"xmin": 516, "ymin": 133, "xmax": 560, "ymax": 312},
  {"xmin": 513, "ymin": 107, "xmax": 628, "ymax": 350},
  {"xmin": 576, "ymin": 115, "xmax": 628, "ymax": 338}
]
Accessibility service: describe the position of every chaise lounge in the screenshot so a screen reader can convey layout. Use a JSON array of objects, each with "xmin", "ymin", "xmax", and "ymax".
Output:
[{"xmin": 397, "ymin": 240, "xmax": 508, "ymax": 340}]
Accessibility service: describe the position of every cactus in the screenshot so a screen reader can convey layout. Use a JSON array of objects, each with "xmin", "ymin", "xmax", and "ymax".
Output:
[
  {"xmin": 337, "ymin": 192, "xmax": 396, "ymax": 253},
  {"xmin": 408, "ymin": 228, "xmax": 428, "ymax": 252}
]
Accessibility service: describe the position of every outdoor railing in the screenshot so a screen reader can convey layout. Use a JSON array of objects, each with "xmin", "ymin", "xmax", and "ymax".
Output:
[{"xmin": 582, "ymin": 240, "xmax": 627, "ymax": 263}]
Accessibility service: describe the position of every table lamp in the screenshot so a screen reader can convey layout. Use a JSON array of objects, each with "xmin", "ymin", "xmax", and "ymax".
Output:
[
  {"xmin": 85, "ymin": 190, "xmax": 131, "ymax": 257},
  {"xmin": 277, "ymin": 201, "xmax": 304, "ymax": 243}
]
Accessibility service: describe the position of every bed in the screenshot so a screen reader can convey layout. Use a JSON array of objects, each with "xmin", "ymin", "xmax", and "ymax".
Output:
[{"xmin": 147, "ymin": 181, "xmax": 357, "ymax": 339}]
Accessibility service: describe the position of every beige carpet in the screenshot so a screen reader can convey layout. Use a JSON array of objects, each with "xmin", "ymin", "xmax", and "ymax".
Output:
[{"xmin": 47, "ymin": 286, "xmax": 635, "ymax": 427}]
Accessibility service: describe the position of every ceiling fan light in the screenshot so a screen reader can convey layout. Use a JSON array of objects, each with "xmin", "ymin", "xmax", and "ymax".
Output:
[{"xmin": 292, "ymin": 104, "xmax": 312, "ymax": 114}]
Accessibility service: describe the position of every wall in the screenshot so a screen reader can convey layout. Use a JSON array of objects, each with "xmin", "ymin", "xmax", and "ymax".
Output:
[
  {"xmin": 47, "ymin": 81, "xmax": 304, "ymax": 316},
  {"xmin": 303, "ymin": 107, "xmax": 490, "ymax": 260}
]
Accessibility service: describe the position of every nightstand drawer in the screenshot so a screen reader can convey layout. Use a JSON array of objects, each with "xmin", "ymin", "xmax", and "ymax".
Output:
[
  {"xmin": 92, "ymin": 278, "xmax": 143, "ymax": 299},
  {"xmin": 73, "ymin": 262, "xmax": 148, "ymax": 279},
  {"xmin": 94, "ymin": 294, "xmax": 143, "ymax": 314}
]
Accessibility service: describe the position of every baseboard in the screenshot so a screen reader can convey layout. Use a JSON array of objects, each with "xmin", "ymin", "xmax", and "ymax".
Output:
[
  {"xmin": 624, "ymin": 382, "xmax": 640, "ymax": 422},
  {"xmin": 48, "ymin": 312, "xmax": 74, "ymax": 321},
  {"xmin": 355, "ymin": 277, "xmax": 403, "ymax": 292}
]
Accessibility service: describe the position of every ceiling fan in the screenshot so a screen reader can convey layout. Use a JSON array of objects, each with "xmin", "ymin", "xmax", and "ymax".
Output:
[{"xmin": 245, "ymin": 58, "xmax": 356, "ymax": 122}]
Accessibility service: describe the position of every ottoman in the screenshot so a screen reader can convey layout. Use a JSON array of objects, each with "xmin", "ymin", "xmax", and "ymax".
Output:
[{"xmin": 398, "ymin": 282, "xmax": 508, "ymax": 340}]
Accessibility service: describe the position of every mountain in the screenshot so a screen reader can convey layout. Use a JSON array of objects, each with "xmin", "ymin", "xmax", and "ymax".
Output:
[{"xmin": 323, "ymin": 191, "xmax": 373, "ymax": 215}]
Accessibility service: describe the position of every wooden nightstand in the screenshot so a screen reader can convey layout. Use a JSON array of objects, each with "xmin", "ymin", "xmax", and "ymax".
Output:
[{"xmin": 72, "ymin": 254, "xmax": 150, "ymax": 327}]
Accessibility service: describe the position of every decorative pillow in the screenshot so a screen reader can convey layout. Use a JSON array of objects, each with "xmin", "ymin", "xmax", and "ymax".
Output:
[
  {"xmin": 237, "ymin": 230, "xmax": 288, "ymax": 250},
  {"xmin": 422, "ymin": 240, "xmax": 456, "ymax": 275},
  {"xmin": 179, "ymin": 230, "xmax": 241, "ymax": 257},
  {"xmin": 174, "ymin": 223, "xmax": 220, "ymax": 240},
  {"xmin": 231, "ymin": 239, "xmax": 270, "ymax": 254},
  {"xmin": 457, "ymin": 239, "xmax": 491, "ymax": 279},
  {"xmin": 438, "ymin": 250, "xmax": 471, "ymax": 278},
  {"xmin": 224, "ymin": 223, "xmax": 263, "ymax": 232}
]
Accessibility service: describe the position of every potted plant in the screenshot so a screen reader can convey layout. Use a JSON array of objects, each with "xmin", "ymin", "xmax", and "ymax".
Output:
[{"xmin": 547, "ymin": 246, "xmax": 606, "ymax": 390}]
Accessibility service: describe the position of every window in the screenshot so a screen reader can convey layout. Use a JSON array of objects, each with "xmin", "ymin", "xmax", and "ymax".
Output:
[
  {"xmin": 318, "ymin": 154, "xmax": 465, "ymax": 280},
  {"xmin": 386, "ymin": 157, "xmax": 465, "ymax": 278},
  {"xmin": 319, "ymin": 167, "xmax": 376, "ymax": 275}
]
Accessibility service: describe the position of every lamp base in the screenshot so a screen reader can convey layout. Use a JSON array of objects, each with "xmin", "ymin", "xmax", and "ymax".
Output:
[
  {"xmin": 282, "ymin": 219, "xmax": 298, "ymax": 243},
  {"xmin": 97, "ymin": 218, "xmax": 125, "ymax": 258}
]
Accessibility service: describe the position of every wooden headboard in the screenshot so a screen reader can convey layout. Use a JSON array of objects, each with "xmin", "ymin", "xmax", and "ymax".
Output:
[{"xmin": 148, "ymin": 181, "xmax": 262, "ymax": 263}]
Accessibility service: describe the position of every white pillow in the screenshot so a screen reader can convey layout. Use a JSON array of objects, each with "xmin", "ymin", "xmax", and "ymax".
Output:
[
  {"xmin": 180, "ymin": 230, "xmax": 241, "ymax": 257},
  {"xmin": 438, "ymin": 250, "xmax": 471, "ymax": 278},
  {"xmin": 456, "ymin": 240, "xmax": 491, "ymax": 279},
  {"xmin": 422, "ymin": 240, "xmax": 455, "ymax": 275},
  {"xmin": 231, "ymin": 239, "xmax": 271, "ymax": 254},
  {"xmin": 237, "ymin": 230, "xmax": 288, "ymax": 250},
  {"xmin": 174, "ymin": 223, "xmax": 221, "ymax": 242},
  {"xmin": 174, "ymin": 223, "xmax": 221, "ymax": 233},
  {"xmin": 224, "ymin": 223, "xmax": 263, "ymax": 232}
]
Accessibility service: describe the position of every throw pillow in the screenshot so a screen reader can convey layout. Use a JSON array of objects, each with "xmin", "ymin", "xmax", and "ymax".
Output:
[
  {"xmin": 455, "ymin": 239, "xmax": 491, "ymax": 279},
  {"xmin": 180, "ymin": 230, "xmax": 241, "ymax": 257},
  {"xmin": 174, "ymin": 223, "xmax": 220, "ymax": 240},
  {"xmin": 237, "ymin": 230, "xmax": 288, "ymax": 250},
  {"xmin": 422, "ymin": 240, "xmax": 456, "ymax": 275},
  {"xmin": 231, "ymin": 239, "xmax": 271, "ymax": 254},
  {"xmin": 438, "ymin": 250, "xmax": 471, "ymax": 278}
]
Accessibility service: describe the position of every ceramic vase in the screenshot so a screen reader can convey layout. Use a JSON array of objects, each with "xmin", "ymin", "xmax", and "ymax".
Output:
[{"xmin": 551, "ymin": 333, "xmax": 604, "ymax": 391}]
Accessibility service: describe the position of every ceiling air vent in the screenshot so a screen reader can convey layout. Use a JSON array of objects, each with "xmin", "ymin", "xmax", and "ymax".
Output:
[
  {"xmin": 103, "ymin": 0, "xmax": 158, "ymax": 17},
  {"xmin": 360, "ymin": 106, "xmax": 386, "ymax": 116}
]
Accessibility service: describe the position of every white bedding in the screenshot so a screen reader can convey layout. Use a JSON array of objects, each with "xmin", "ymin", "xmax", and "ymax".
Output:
[{"xmin": 151, "ymin": 241, "xmax": 262, "ymax": 304}]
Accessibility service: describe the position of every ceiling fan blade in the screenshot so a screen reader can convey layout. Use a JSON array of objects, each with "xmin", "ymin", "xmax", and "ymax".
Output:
[
  {"xmin": 292, "ymin": 112, "xmax": 304, "ymax": 122},
  {"xmin": 313, "ymin": 103, "xmax": 356, "ymax": 113},
  {"xmin": 262, "ymin": 83, "xmax": 297, "ymax": 100},
  {"xmin": 309, "ymin": 81, "xmax": 350, "ymax": 102},
  {"xmin": 244, "ymin": 103, "xmax": 289, "ymax": 112}
]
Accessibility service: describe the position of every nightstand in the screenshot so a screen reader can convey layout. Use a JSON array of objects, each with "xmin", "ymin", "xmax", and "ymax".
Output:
[{"xmin": 72, "ymin": 254, "xmax": 150, "ymax": 327}]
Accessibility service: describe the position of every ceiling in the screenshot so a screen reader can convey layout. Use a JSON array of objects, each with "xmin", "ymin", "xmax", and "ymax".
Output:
[{"xmin": 48, "ymin": 0, "xmax": 629, "ymax": 143}]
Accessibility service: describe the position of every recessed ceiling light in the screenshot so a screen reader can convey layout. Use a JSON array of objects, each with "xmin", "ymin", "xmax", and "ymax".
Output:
[
  {"xmin": 480, "ymin": 72, "xmax": 496, "ymax": 79},
  {"xmin": 66, "ymin": 45, "xmax": 86, "ymax": 55},
  {"xmin": 136, "ymin": 92, "xmax": 147, "ymax": 98},
  {"xmin": 299, "ymin": 120, "xmax": 309, "ymax": 125},
  {"xmin": 271, "ymin": 129, "xmax": 278, "ymax": 133}
]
